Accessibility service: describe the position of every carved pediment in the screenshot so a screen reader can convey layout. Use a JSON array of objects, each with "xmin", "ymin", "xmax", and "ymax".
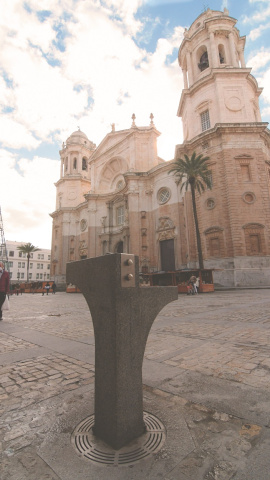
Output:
[
  {"xmin": 157, "ymin": 217, "xmax": 175, "ymax": 240},
  {"xmin": 157, "ymin": 217, "xmax": 175, "ymax": 231}
]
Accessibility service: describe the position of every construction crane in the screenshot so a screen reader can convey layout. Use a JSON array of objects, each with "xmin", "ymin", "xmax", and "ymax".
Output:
[{"xmin": 0, "ymin": 207, "xmax": 9, "ymax": 272}]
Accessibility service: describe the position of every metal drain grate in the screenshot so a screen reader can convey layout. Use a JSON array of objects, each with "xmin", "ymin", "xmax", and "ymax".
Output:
[{"xmin": 71, "ymin": 411, "xmax": 166, "ymax": 466}]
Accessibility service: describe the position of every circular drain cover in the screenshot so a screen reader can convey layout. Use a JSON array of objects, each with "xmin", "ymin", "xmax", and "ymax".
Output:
[{"xmin": 71, "ymin": 411, "xmax": 166, "ymax": 466}]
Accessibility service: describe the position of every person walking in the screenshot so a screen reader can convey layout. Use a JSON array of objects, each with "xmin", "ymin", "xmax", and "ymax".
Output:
[
  {"xmin": 52, "ymin": 282, "xmax": 56, "ymax": 294},
  {"xmin": 0, "ymin": 262, "xmax": 10, "ymax": 320},
  {"xmin": 194, "ymin": 276, "xmax": 200, "ymax": 294}
]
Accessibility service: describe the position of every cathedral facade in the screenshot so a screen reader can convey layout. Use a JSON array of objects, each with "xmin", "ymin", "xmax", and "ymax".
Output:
[{"xmin": 50, "ymin": 8, "xmax": 270, "ymax": 288}]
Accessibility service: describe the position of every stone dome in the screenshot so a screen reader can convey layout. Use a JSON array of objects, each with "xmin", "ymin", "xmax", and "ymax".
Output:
[{"xmin": 66, "ymin": 130, "xmax": 95, "ymax": 149}]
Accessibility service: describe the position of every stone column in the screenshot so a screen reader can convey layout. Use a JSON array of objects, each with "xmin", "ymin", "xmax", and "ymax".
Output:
[
  {"xmin": 238, "ymin": 48, "xmax": 246, "ymax": 68},
  {"xmin": 186, "ymin": 50, "xmax": 193, "ymax": 85},
  {"xmin": 209, "ymin": 31, "xmax": 218, "ymax": 68},
  {"xmin": 66, "ymin": 253, "xmax": 178, "ymax": 449},
  {"xmin": 229, "ymin": 32, "xmax": 238, "ymax": 67},
  {"xmin": 182, "ymin": 68, "xmax": 188, "ymax": 88}
]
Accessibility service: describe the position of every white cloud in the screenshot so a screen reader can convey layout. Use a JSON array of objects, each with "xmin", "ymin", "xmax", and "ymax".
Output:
[
  {"xmin": 247, "ymin": 49, "xmax": 270, "ymax": 118},
  {"xmin": 248, "ymin": 22, "xmax": 270, "ymax": 40},
  {"xmin": 242, "ymin": 4, "xmax": 270, "ymax": 24},
  {"xmin": 1, "ymin": 151, "xmax": 59, "ymax": 248},
  {"xmin": 0, "ymin": 0, "xmax": 185, "ymax": 248},
  {"xmin": 247, "ymin": 48, "xmax": 270, "ymax": 71}
]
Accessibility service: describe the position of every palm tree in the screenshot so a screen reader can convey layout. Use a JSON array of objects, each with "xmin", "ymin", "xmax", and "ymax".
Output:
[
  {"xmin": 17, "ymin": 243, "xmax": 41, "ymax": 282},
  {"xmin": 169, "ymin": 151, "xmax": 212, "ymax": 270}
]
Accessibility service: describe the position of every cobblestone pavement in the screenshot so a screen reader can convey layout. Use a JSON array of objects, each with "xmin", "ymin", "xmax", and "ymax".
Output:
[{"xmin": 1, "ymin": 289, "xmax": 270, "ymax": 479}]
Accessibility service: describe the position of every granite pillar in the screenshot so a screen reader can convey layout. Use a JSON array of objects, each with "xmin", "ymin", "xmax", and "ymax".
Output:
[{"xmin": 66, "ymin": 253, "xmax": 178, "ymax": 449}]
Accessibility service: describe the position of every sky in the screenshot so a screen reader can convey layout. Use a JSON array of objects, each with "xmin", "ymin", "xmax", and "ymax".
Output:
[{"xmin": 1, "ymin": 0, "xmax": 270, "ymax": 249}]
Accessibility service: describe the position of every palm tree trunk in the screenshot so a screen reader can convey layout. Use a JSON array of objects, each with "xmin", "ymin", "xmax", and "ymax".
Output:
[
  {"xmin": 190, "ymin": 184, "xmax": 204, "ymax": 270},
  {"xmin": 27, "ymin": 254, "xmax": 30, "ymax": 283}
]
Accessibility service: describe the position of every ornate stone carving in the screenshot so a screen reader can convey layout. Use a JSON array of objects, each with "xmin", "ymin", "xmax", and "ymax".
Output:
[
  {"xmin": 80, "ymin": 219, "xmax": 87, "ymax": 231},
  {"xmin": 157, "ymin": 217, "xmax": 174, "ymax": 231},
  {"xmin": 157, "ymin": 217, "xmax": 175, "ymax": 241},
  {"xmin": 79, "ymin": 240, "xmax": 88, "ymax": 257}
]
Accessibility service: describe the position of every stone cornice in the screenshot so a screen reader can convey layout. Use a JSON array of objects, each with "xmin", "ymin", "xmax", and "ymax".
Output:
[
  {"xmin": 55, "ymin": 176, "xmax": 91, "ymax": 187},
  {"xmin": 177, "ymin": 68, "xmax": 262, "ymax": 117},
  {"xmin": 175, "ymin": 122, "xmax": 270, "ymax": 156}
]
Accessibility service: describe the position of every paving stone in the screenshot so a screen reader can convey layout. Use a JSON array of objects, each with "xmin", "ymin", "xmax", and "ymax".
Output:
[{"xmin": 1, "ymin": 290, "xmax": 270, "ymax": 479}]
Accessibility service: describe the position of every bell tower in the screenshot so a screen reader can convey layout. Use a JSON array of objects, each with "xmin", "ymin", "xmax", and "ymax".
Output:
[
  {"xmin": 178, "ymin": 8, "xmax": 262, "ymax": 141},
  {"xmin": 56, "ymin": 129, "xmax": 96, "ymax": 209},
  {"xmin": 176, "ymin": 8, "xmax": 270, "ymax": 287},
  {"xmin": 50, "ymin": 129, "xmax": 96, "ymax": 285}
]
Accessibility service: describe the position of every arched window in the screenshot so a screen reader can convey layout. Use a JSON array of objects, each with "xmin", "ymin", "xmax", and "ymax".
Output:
[
  {"xmin": 218, "ymin": 44, "xmax": 226, "ymax": 64},
  {"xmin": 198, "ymin": 50, "xmax": 209, "ymax": 71},
  {"xmin": 82, "ymin": 158, "xmax": 87, "ymax": 171}
]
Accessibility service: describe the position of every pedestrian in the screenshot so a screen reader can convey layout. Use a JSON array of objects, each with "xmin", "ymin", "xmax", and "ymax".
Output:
[
  {"xmin": 0, "ymin": 262, "xmax": 10, "ymax": 320},
  {"xmin": 52, "ymin": 282, "xmax": 56, "ymax": 294},
  {"xmin": 43, "ymin": 282, "xmax": 50, "ymax": 295},
  {"xmin": 194, "ymin": 276, "xmax": 200, "ymax": 294},
  {"xmin": 187, "ymin": 275, "xmax": 196, "ymax": 295}
]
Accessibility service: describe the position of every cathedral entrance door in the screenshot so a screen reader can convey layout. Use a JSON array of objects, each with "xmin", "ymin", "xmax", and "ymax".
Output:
[
  {"xmin": 115, "ymin": 241, "xmax": 124, "ymax": 253},
  {"xmin": 160, "ymin": 239, "xmax": 175, "ymax": 271}
]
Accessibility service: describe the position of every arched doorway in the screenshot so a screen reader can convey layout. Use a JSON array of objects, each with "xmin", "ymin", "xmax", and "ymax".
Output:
[
  {"xmin": 160, "ymin": 239, "xmax": 175, "ymax": 271},
  {"xmin": 115, "ymin": 241, "xmax": 123, "ymax": 253}
]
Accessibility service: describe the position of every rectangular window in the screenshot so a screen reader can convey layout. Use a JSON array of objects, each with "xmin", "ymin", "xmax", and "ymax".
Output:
[
  {"xmin": 210, "ymin": 237, "xmax": 220, "ymax": 257},
  {"xmin": 29, "ymin": 273, "xmax": 32, "ymax": 279},
  {"xmin": 200, "ymin": 110, "xmax": 210, "ymax": 132},
  {"xmin": 30, "ymin": 263, "xmax": 33, "ymax": 269},
  {"xmin": 9, "ymin": 272, "xmax": 12, "ymax": 279},
  {"xmin": 41, "ymin": 254, "xmax": 44, "ymax": 259},
  {"xmin": 206, "ymin": 170, "xmax": 213, "ymax": 188},
  {"xmin": 9, "ymin": 251, "xmax": 14, "ymax": 257},
  {"xmin": 241, "ymin": 164, "xmax": 251, "ymax": 181},
  {"xmin": 22, "ymin": 262, "xmax": 25, "ymax": 268},
  {"xmin": 19, "ymin": 251, "xmax": 22, "ymax": 257},
  {"xmin": 18, "ymin": 262, "xmax": 21, "ymax": 268},
  {"xmin": 47, "ymin": 264, "xmax": 50, "ymax": 270},
  {"xmin": 47, "ymin": 274, "xmax": 50, "ymax": 279},
  {"xmin": 17, "ymin": 272, "xmax": 20, "ymax": 279},
  {"xmin": 36, "ymin": 273, "xmax": 39, "ymax": 279},
  {"xmin": 117, "ymin": 205, "xmax": 125, "ymax": 225},
  {"xmin": 250, "ymin": 234, "xmax": 261, "ymax": 254},
  {"xmin": 48, "ymin": 255, "xmax": 51, "ymax": 260},
  {"xmin": 30, "ymin": 253, "xmax": 33, "ymax": 258},
  {"xmin": 21, "ymin": 273, "xmax": 24, "ymax": 279},
  {"xmin": 8, "ymin": 261, "xmax": 13, "ymax": 268},
  {"xmin": 37, "ymin": 263, "xmax": 40, "ymax": 269},
  {"xmin": 40, "ymin": 264, "xmax": 43, "ymax": 269},
  {"xmin": 40, "ymin": 273, "xmax": 43, "ymax": 279}
]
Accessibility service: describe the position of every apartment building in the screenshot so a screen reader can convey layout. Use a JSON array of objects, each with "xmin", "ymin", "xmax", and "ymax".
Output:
[{"xmin": 5, "ymin": 240, "xmax": 51, "ymax": 284}]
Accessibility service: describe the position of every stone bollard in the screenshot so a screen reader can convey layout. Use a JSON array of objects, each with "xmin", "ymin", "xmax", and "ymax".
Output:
[{"xmin": 66, "ymin": 253, "xmax": 178, "ymax": 450}]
